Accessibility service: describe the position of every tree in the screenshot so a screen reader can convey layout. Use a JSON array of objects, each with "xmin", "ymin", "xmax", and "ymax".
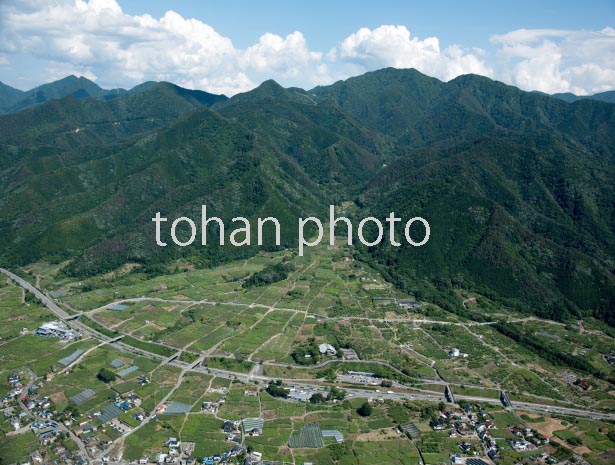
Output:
[
  {"xmin": 357, "ymin": 401, "xmax": 372, "ymax": 417},
  {"xmin": 329, "ymin": 443, "xmax": 349, "ymax": 461},
  {"xmin": 328, "ymin": 386, "xmax": 346, "ymax": 401},
  {"xmin": 309, "ymin": 393, "xmax": 326, "ymax": 404},
  {"xmin": 381, "ymin": 379, "xmax": 393, "ymax": 388},
  {"xmin": 97, "ymin": 368, "xmax": 116, "ymax": 383}
]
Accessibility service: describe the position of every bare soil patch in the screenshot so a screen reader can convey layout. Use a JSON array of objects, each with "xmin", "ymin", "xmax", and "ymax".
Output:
[
  {"xmin": 517, "ymin": 411, "xmax": 567, "ymax": 438},
  {"xmin": 355, "ymin": 428, "xmax": 401, "ymax": 442},
  {"xmin": 49, "ymin": 391, "xmax": 67, "ymax": 405}
]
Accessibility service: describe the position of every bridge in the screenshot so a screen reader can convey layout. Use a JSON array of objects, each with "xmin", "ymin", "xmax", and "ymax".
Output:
[{"xmin": 445, "ymin": 385, "xmax": 456, "ymax": 404}]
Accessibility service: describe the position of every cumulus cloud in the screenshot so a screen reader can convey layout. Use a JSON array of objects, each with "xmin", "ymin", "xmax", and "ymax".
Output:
[
  {"xmin": 0, "ymin": 0, "xmax": 329, "ymax": 95},
  {"xmin": 490, "ymin": 27, "xmax": 615, "ymax": 95},
  {"xmin": 41, "ymin": 62, "xmax": 97, "ymax": 84},
  {"xmin": 241, "ymin": 32, "xmax": 328, "ymax": 82},
  {"xmin": 329, "ymin": 25, "xmax": 493, "ymax": 82},
  {"xmin": 0, "ymin": 1, "xmax": 613, "ymax": 96}
]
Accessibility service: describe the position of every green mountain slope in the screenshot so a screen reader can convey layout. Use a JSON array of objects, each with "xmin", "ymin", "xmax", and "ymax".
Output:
[
  {"xmin": 311, "ymin": 67, "xmax": 443, "ymax": 136},
  {"xmin": 1, "ymin": 67, "xmax": 614, "ymax": 326},
  {"xmin": 0, "ymin": 82, "xmax": 228, "ymax": 153},
  {"xmin": 0, "ymin": 81, "xmax": 25, "ymax": 113},
  {"xmin": 314, "ymin": 70, "xmax": 615, "ymax": 154},
  {"xmin": 215, "ymin": 79, "xmax": 391, "ymax": 193},
  {"xmin": 355, "ymin": 133, "xmax": 615, "ymax": 324},
  {"xmin": 312, "ymin": 69, "xmax": 615, "ymax": 323},
  {"xmin": 0, "ymin": 103, "xmax": 322, "ymax": 274}
]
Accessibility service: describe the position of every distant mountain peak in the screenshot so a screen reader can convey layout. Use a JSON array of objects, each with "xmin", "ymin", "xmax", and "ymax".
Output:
[
  {"xmin": 35, "ymin": 74, "xmax": 102, "ymax": 90},
  {"xmin": 252, "ymin": 79, "xmax": 287, "ymax": 97},
  {"xmin": 551, "ymin": 89, "xmax": 615, "ymax": 104},
  {"xmin": 0, "ymin": 76, "xmax": 227, "ymax": 115}
]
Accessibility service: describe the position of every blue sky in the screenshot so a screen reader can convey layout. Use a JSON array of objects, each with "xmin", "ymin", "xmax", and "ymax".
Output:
[
  {"xmin": 117, "ymin": 0, "xmax": 613, "ymax": 49},
  {"xmin": 1, "ymin": 0, "xmax": 614, "ymax": 95}
]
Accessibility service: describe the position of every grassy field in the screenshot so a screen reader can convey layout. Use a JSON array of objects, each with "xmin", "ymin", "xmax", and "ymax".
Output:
[
  {"xmin": 123, "ymin": 416, "xmax": 184, "ymax": 459},
  {"xmin": 180, "ymin": 415, "xmax": 227, "ymax": 458},
  {"xmin": 0, "ymin": 335, "xmax": 98, "ymax": 377},
  {"xmin": 0, "ymin": 280, "xmax": 53, "ymax": 341},
  {"xmin": 168, "ymin": 372, "xmax": 212, "ymax": 407},
  {"xmin": 217, "ymin": 309, "xmax": 295, "ymax": 358},
  {"xmin": 0, "ymin": 431, "xmax": 42, "ymax": 463}
]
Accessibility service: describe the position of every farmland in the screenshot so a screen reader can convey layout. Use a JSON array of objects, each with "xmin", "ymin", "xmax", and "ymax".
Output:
[{"xmin": 0, "ymin": 241, "xmax": 614, "ymax": 464}]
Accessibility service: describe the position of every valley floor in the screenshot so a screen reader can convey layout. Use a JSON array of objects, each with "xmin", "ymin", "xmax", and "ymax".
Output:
[{"xmin": 1, "ymin": 240, "xmax": 614, "ymax": 465}]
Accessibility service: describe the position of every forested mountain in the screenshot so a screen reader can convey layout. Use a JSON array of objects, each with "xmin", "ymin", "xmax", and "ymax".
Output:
[
  {"xmin": 0, "ymin": 75, "xmax": 122, "ymax": 114},
  {"xmin": 551, "ymin": 90, "xmax": 615, "ymax": 104},
  {"xmin": 0, "ymin": 75, "xmax": 228, "ymax": 114},
  {"xmin": 1, "ymin": 68, "xmax": 614, "ymax": 325},
  {"xmin": 0, "ymin": 81, "xmax": 25, "ymax": 113}
]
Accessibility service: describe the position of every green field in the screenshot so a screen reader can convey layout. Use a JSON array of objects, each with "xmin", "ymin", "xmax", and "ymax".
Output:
[{"xmin": 1, "ymin": 242, "xmax": 614, "ymax": 463}]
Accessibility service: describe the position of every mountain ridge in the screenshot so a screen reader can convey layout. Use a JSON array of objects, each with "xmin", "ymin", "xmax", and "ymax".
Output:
[
  {"xmin": 0, "ymin": 75, "xmax": 228, "ymax": 114},
  {"xmin": 1, "ymin": 67, "xmax": 614, "ymax": 325}
]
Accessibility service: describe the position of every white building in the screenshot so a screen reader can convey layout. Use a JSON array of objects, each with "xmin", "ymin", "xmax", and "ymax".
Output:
[
  {"xmin": 36, "ymin": 321, "xmax": 80, "ymax": 340},
  {"xmin": 319, "ymin": 343, "xmax": 337, "ymax": 356}
]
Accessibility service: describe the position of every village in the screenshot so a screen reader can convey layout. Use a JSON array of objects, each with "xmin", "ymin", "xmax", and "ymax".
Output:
[{"xmin": 2, "ymin": 365, "xmax": 591, "ymax": 465}]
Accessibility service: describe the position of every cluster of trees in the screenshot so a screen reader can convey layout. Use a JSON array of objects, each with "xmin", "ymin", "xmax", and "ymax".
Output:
[
  {"xmin": 266, "ymin": 380, "xmax": 288, "ymax": 398},
  {"xmin": 309, "ymin": 393, "xmax": 326, "ymax": 404},
  {"xmin": 61, "ymin": 406, "xmax": 81, "ymax": 420},
  {"xmin": 388, "ymin": 400, "xmax": 445, "ymax": 423},
  {"xmin": 96, "ymin": 368, "xmax": 116, "ymax": 383},
  {"xmin": 292, "ymin": 337, "xmax": 343, "ymax": 366},
  {"xmin": 243, "ymin": 262, "xmax": 294, "ymax": 288},
  {"xmin": 328, "ymin": 386, "xmax": 346, "ymax": 401},
  {"xmin": 291, "ymin": 339, "xmax": 322, "ymax": 365}
]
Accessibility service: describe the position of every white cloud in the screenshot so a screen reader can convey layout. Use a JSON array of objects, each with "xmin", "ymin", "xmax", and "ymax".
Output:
[
  {"xmin": 0, "ymin": 0, "xmax": 329, "ymax": 95},
  {"xmin": 490, "ymin": 27, "xmax": 615, "ymax": 95},
  {"xmin": 241, "ymin": 31, "xmax": 328, "ymax": 82},
  {"xmin": 0, "ymin": 1, "xmax": 613, "ymax": 96},
  {"xmin": 44, "ymin": 61, "xmax": 98, "ymax": 82},
  {"xmin": 329, "ymin": 25, "xmax": 493, "ymax": 82}
]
